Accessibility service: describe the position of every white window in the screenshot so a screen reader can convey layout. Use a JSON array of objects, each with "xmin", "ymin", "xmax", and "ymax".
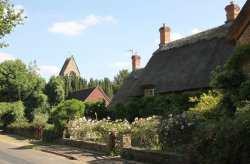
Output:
[{"xmin": 144, "ymin": 88, "xmax": 155, "ymax": 97}]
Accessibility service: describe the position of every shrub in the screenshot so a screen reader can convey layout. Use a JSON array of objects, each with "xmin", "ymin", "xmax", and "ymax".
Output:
[
  {"xmin": 51, "ymin": 99, "xmax": 85, "ymax": 133},
  {"xmin": 131, "ymin": 116, "xmax": 160, "ymax": 150},
  {"xmin": 84, "ymin": 99, "xmax": 109, "ymax": 120},
  {"xmin": 188, "ymin": 90, "xmax": 222, "ymax": 121},
  {"xmin": 114, "ymin": 91, "xmax": 202, "ymax": 121},
  {"xmin": 42, "ymin": 124, "xmax": 61, "ymax": 142},
  {"xmin": 0, "ymin": 101, "xmax": 25, "ymax": 127},
  {"xmin": 158, "ymin": 112, "xmax": 196, "ymax": 153}
]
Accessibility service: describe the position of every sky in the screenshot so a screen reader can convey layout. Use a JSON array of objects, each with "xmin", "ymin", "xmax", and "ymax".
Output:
[{"xmin": 0, "ymin": 0, "xmax": 246, "ymax": 81}]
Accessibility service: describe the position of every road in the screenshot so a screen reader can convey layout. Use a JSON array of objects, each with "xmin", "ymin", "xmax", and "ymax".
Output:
[{"xmin": 0, "ymin": 141, "xmax": 81, "ymax": 164}]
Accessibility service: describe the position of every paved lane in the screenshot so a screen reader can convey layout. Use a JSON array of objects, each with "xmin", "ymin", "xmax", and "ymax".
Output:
[{"xmin": 0, "ymin": 142, "xmax": 81, "ymax": 164}]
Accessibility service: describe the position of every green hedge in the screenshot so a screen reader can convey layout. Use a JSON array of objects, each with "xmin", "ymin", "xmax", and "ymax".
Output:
[{"xmin": 114, "ymin": 91, "xmax": 203, "ymax": 122}]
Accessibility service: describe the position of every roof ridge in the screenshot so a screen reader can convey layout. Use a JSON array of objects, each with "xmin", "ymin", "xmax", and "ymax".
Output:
[{"xmin": 155, "ymin": 22, "xmax": 233, "ymax": 53}]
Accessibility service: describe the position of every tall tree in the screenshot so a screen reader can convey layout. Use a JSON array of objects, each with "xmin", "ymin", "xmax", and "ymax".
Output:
[
  {"xmin": 45, "ymin": 76, "xmax": 65, "ymax": 107},
  {"xmin": 0, "ymin": 0, "xmax": 25, "ymax": 48},
  {"xmin": 0, "ymin": 60, "xmax": 48, "ymax": 121},
  {"xmin": 113, "ymin": 69, "xmax": 130, "ymax": 94}
]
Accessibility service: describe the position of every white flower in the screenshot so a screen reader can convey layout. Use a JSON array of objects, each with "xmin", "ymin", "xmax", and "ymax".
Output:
[{"xmin": 181, "ymin": 125, "xmax": 184, "ymax": 129}]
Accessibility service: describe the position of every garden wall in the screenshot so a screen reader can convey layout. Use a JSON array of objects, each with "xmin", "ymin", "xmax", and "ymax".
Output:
[
  {"xmin": 5, "ymin": 126, "xmax": 43, "ymax": 140},
  {"xmin": 121, "ymin": 147, "xmax": 189, "ymax": 164},
  {"xmin": 58, "ymin": 138, "xmax": 109, "ymax": 154}
]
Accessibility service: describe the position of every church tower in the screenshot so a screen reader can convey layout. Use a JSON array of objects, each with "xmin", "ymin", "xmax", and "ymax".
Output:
[{"xmin": 59, "ymin": 55, "xmax": 80, "ymax": 77}]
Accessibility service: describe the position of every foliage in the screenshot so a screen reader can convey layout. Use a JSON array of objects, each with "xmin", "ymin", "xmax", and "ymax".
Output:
[
  {"xmin": 131, "ymin": 116, "xmax": 160, "ymax": 150},
  {"xmin": 0, "ymin": 101, "xmax": 25, "ymax": 127},
  {"xmin": 51, "ymin": 99, "xmax": 85, "ymax": 132},
  {"xmin": 113, "ymin": 69, "xmax": 129, "ymax": 94},
  {"xmin": 114, "ymin": 90, "xmax": 202, "ymax": 122},
  {"xmin": 67, "ymin": 116, "xmax": 160, "ymax": 150},
  {"xmin": 0, "ymin": 60, "xmax": 48, "ymax": 121},
  {"xmin": 45, "ymin": 76, "xmax": 65, "ymax": 107},
  {"xmin": 210, "ymin": 44, "xmax": 250, "ymax": 116},
  {"xmin": 84, "ymin": 99, "xmax": 109, "ymax": 120},
  {"xmin": 0, "ymin": 0, "xmax": 25, "ymax": 48},
  {"xmin": 188, "ymin": 90, "xmax": 222, "ymax": 120},
  {"xmin": 32, "ymin": 108, "xmax": 49, "ymax": 126},
  {"xmin": 158, "ymin": 112, "xmax": 196, "ymax": 152},
  {"xmin": 63, "ymin": 76, "xmax": 87, "ymax": 97},
  {"xmin": 193, "ymin": 105, "xmax": 250, "ymax": 163},
  {"xmin": 67, "ymin": 117, "xmax": 131, "ymax": 144},
  {"xmin": 42, "ymin": 124, "xmax": 61, "ymax": 142}
]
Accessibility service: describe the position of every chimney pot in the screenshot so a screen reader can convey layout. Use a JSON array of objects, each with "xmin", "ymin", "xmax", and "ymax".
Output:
[
  {"xmin": 225, "ymin": 1, "xmax": 240, "ymax": 23},
  {"xmin": 159, "ymin": 23, "xmax": 171, "ymax": 46}
]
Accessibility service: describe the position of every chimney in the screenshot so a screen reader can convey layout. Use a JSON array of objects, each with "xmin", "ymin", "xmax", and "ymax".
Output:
[
  {"xmin": 131, "ymin": 53, "xmax": 141, "ymax": 71},
  {"xmin": 225, "ymin": 1, "xmax": 240, "ymax": 23},
  {"xmin": 159, "ymin": 23, "xmax": 171, "ymax": 46}
]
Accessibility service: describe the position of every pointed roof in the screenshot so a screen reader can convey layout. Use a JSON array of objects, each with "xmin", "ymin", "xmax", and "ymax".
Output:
[
  {"xmin": 67, "ymin": 86, "xmax": 111, "ymax": 105},
  {"xmin": 59, "ymin": 55, "xmax": 80, "ymax": 76}
]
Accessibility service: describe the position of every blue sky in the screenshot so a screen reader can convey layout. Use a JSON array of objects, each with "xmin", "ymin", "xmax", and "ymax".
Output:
[{"xmin": 0, "ymin": 0, "xmax": 246, "ymax": 81}]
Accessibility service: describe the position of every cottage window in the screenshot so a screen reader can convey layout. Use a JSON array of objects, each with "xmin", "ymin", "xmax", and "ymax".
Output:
[{"xmin": 144, "ymin": 88, "xmax": 155, "ymax": 97}]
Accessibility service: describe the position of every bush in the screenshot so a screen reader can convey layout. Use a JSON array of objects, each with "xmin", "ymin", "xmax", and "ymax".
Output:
[
  {"xmin": 51, "ymin": 99, "xmax": 85, "ymax": 134},
  {"xmin": 193, "ymin": 105, "xmax": 250, "ymax": 163},
  {"xmin": 131, "ymin": 116, "xmax": 160, "ymax": 150},
  {"xmin": 188, "ymin": 90, "xmax": 222, "ymax": 121},
  {"xmin": 84, "ymin": 99, "xmax": 109, "ymax": 120},
  {"xmin": 0, "ymin": 101, "xmax": 25, "ymax": 127},
  {"xmin": 42, "ymin": 124, "xmax": 61, "ymax": 142},
  {"xmin": 114, "ymin": 91, "xmax": 202, "ymax": 121}
]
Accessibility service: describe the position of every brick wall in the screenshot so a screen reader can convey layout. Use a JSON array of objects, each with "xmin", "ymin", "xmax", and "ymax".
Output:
[
  {"xmin": 237, "ymin": 24, "xmax": 250, "ymax": 46},
  {"xmin": 86, "ymin": 88, "xmax": 110, "ymax": 105}
]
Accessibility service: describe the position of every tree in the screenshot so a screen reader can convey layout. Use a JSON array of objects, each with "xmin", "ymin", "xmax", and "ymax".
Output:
[
  {"xmin": 101, "ymin": 77, "xmax": 113, "ymax": 99},
  {"xmin": 0, "ymin": 0, "xmax": 25, "ymax": 48},
  {"xmin": 45, "ymin": 76, "xmax": 65, "ymax": 107},
  {"xmin": 0, "ymin": 60, "xmax": 48, "ymax": 121},
  {"xmin": 113, "ymin": 69, "xmax": 130, "ymax": 94}
]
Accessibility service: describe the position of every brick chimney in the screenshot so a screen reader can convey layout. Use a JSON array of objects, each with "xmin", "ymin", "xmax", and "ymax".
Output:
[
  {"xmin": 131, "ymin": 53, "xmax": 141, "ymax": 71},
  {"xmin": 159, "ymin": 23, "xmax": 171, "ymax": 46},
  {"xmin": 225, "ymin": 1, "xmax": 240, "ymax": 23}
]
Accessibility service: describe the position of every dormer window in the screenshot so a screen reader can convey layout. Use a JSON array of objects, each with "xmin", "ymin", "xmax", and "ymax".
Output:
[
  {"xmin": 69, "ymin": 71, "xmax": 76, "ymax": 78},
  {"xmin": 144, "ymin": 88, "xmax": 155, "ymax": 97}
]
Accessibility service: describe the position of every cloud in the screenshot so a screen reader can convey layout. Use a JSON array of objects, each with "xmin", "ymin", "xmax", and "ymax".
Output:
[
  {"xmin": 191, "ymin": 28, "xmax": 201, "ymax": 34},
  {"xmin": 171, "ymin": 32, "xmax": 183, "ymax": 41},
  {"xmin": 109, "ymin": 62, "xmax": 129, "ymax": 68},
  {"xmin": 0, "ymin": 52, "xmax": 15, "ymax": 63},
  {"xmin": 49, "ymin": 14, "xmax": 116, "ymax": 36},
  {"xmin": 38, "ymin": 65, "xmax": 60, "ymax": 75}
]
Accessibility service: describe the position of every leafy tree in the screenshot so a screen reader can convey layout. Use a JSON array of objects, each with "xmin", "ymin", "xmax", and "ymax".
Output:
[
  {"xmin": 0, "ymin": 60, "xmax": 48, "ymax": 121},
  {"xmin": 45, "ymin": 76, "xmax": 65, "ymax": 107},
  {"xmin": 51, "ymin": 99, "xmax": 85, "ymax": 133},
  {"xmin": 0, "ymin": 0, "xmax": 25, "ymax": 48},
  {"xmin": 113, "ymin": 69, "xmax": 129, "ymax": 94}
]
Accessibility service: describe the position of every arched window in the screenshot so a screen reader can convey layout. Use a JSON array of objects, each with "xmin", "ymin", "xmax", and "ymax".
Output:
[{"xmin": 69, "ymin": 71, "xmax": 76, "ymax": 78}]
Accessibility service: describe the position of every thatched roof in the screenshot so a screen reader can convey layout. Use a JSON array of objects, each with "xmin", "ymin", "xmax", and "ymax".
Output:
[
  {"xmin": 109, "ymin": 23, "xmax": 235, "ymax": 109},
  {"xmin": 132, "ymin": 23, "xmax": 234, "ymax": 96},
  {"xmin": 108, "ymin": 69, "xmax": 143, "ymax": 110}
]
